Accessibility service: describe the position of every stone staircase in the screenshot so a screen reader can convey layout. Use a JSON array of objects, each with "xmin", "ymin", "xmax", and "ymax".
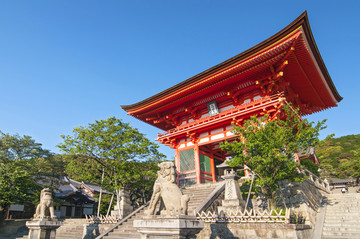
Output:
[
  {"xmin": 101, "ymin": 206, "xmax": 146, "ymax": 239},
  {"xmin": 321, "ymin": 192, "xmax": 360, "ymax": 239},
  {"xmin": 182, "ymin": 181, "xmax": 222, "ymax": 215},
  {"xmin": 55, "ymin": 219, "xmax": 86, "ymax": 239},
  {"xmin": 102, "ymin": 181, "xmax": 221, "ymax": 239}
]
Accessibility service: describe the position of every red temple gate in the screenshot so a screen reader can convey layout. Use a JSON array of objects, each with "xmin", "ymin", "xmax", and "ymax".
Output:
[{"xmin": 121, "ymin": 12, "xmax": 342, "ymax": 186}]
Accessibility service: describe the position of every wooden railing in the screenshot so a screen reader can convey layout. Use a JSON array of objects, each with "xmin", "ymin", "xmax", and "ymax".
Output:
[{"xmin": 158, "ymin": 93, "xmax": 284, "ymax": 138}]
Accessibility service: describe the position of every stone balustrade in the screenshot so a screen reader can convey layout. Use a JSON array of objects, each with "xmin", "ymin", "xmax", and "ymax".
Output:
[
  {"xmin": 85, "ymin": 215, "xmax": 119, "ymax": 224},
  {"xmin": 197, "ymin": 208, "xmax": 290, "ymax": 223},
  {"xmin": 302, "ymin": 169, "xmax": 330, "ymax": 193}
]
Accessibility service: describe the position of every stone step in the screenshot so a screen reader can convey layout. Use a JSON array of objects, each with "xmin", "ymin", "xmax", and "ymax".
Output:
[
  {"xmin": 57, "ymin": 227, "xmax": 84, "ymax": 231},
  {"xmin": 326, "ymin": 208, "xmax": 360, "ymax": 211},
  {"xmin": 113, "ymin": 226, "xmax": 138, "ymax": 231},
  {"xmin": 325, "ymin": 216, "xmax": 360, "ymax": 220},
  {"xmin": 323, "ymin": 225, "xmax": 360, "ymax": 228},
  {"xmin": 56, "ymin": 231, "xmax": 83, "ymax": 235},
  {"xmin": 326, "ymin": 210, "xmax": 360, "ymax": 213},
  {"xmin": 326, "ymin": 216, "xmax": 360, "ymax": 220},
  {"xmin": 60, "ymin": 220, "xmax": 87, "ymax": 224},
  {"xmin": 105, "ymin": 232, "xmax": 141, "ymax": 239},
  {"xmin": 322, "ymin": 231, "xmax": 360, "ymax": 237},
  {"xmin": 326, "ymin": 201, "xmax": 360, "ymax": 204},
  {"xmin": 56, "ymin": 235, "xmax": 82, "ymax": 239},
  {"xmin": 326, "ymin": 196, "xmax": 360, "ymax": 199},
  {"xmin": 325, "ymin": 204, "xmax": 360, "ymax": 207},
  {"xmin": 323, "ymin": 227, "xmax": 360, "ymax": 231},
  {"xmin": 324, "ymin": 219, "xmax": 360, "ymax": 223},
  {"xmin": 56, "ymin": 229, "xmax": 84, "ymax": 233},
  {"xmin": 184, "ymin": 190, "xmax": 216, "ymax": 193},
  {"xmin": 324, "ymin": 222, "xmax": 360, "ymax": 225},
  {"xmin": 184, "ymin": 190, "xmax": 217, "ymax": 193},
  {"xmin": 323, "ymin": 223, "xmax": 360, "ymax": 227},
  {"xmin": 111, "ymin": 229, "xmax": 140, "ymax": 234},
  {"xmin": 56, "ymin": 236, "xmax": 81, "ymax": 239},
  {"xmin": 322, "ymin": 236, "xmax": 360, "ymax": 239},
  {"xmin": 326, "ymin": 203, "xmax": 360, "ymax": 205},
  {"xmin": 326, "ymin": 206, "xmax": 360, "ymax": 209},
  {"xmin": 327, "ymin": 200, "xmax": 360, "ymax": 202},
  {"xmin": 188, "ymin": 198, "xmax": 209, "ymax": 201}
]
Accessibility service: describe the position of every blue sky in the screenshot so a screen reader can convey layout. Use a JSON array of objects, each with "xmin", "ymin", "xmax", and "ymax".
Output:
[{"xmin": 1, "ymin": 1, "xmax": 359, "ymax": 159}]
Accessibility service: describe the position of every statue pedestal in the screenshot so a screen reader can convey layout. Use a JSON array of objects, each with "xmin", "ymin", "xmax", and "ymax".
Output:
[
  {"xmin": 133, "ymin": 216, "xmax": 204, "ymax": 239},
  {"xmin": 26, "ymin": 219, "xmax": 62, "ymax": 239}
]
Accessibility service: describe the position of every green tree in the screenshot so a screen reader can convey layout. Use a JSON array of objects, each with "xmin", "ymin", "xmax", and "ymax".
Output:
[
  {"xmin": 316, "ymin": 134, "xmax": 360, "ymax": 179},
  {"xmin": 29, "ymin": 155, "xmax": 67, "ymax": 191},
  {"xmin": 300, "ymin": 158, "xmax": 319, "ymax": 176},
  {"xmin": 58, "ymin": 117, "xmax": 165, "ymax": 209},
  {"xmin": 0, "ymin": 131, "xmax": 52, "ymax": 221},
  {"xmin": 220, "ymin": 104, "xmax": 325, "ymax": 208}
]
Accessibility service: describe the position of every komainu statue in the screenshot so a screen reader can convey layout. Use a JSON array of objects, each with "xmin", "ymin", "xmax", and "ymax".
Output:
[
  {"xmin": 33, "ymin": 188, "xmax": 57, "ymax": 220},
  {"xmin": 146, "ymin": 162, "xmax": 190, "ymax": 216}
]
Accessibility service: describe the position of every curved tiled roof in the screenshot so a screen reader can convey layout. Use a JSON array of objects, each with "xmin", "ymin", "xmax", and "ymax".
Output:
[{"xmin": 121, "ymin": 11, "xmax": 342, "ymax": 115}]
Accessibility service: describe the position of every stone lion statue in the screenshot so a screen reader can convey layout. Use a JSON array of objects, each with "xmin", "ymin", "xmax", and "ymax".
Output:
[
  {"xmin": 33, "ymin": 188, "xmax": 57, "ymax": 220},
  {"xmin": 145, "ymin": 161, "xmax": 190, "ymax": 216}
]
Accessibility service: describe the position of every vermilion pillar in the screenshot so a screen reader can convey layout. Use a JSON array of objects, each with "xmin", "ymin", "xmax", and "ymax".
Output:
[
  {"xmin": 210, "ymin": 149, "xmax": 216, "ymax": 182},
  {"xmin": 175, "ymin": 148, "xmax": 180, "ymax": 185},
  {"xmin": 194, "ymin": 143, "xmax": 201, "ymax": 184}
]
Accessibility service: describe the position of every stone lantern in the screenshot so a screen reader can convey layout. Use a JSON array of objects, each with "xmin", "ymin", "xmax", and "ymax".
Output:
[{"xmin": 216, "ymin": 160, "xmax": 245, "ymax": 213}]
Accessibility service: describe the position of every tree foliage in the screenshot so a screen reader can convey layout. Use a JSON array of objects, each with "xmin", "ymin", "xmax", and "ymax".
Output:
[
  {"xmin": 0, "ymin": 131, "xmax": 49, "ymax": 161},
  {"xmin": 58, "ymin": 117, "xmax": 165, "ymax": 207},
  {"xmin": 316, "ymin": 134, "xmax": 360, "ymax": 179},
  {"xmin": 0, "ymin": 131, "xmax": 62, "ymax": 220},
  {"xmin": 300, "ymin": 158, "xmax": 319, "ymax": 176},
  {"xmin": 220, "ymin": 104, "xmax": 326, "ymax": 203}
]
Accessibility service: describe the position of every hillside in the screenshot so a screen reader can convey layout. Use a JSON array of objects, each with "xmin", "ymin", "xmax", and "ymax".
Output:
[{"xmin": 316, "ymin": 134, "xmax": 360, "ymax": 179}]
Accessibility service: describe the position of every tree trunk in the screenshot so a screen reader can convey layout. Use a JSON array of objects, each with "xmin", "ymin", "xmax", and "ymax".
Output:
[
  {"xmin": 0, "ymin": 204, "xmax": 9, "ymax": 223},
  {"xmin": 116, "ymin": 189, "xmax": 121, "ymax": 216},
  {"xmin": 261, "ymin": 187, "xmax": 276, "ymax": 210},
  {"xmin": 97, "ymin": 167, "xmax": 105, "ymax": 216},
  {"xmin": 106, "ymin": 193, "xmax": 114, "ymax": 216}
]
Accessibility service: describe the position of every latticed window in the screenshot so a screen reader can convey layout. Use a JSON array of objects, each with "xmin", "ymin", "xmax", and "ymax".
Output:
[{"xmin": 179, "ymin": 148, "xmax": 195, "ymax": 172}]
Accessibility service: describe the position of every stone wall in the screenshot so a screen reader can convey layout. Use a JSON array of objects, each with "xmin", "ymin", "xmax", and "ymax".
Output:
[
  {"xmin": 251, "ymin": 179, "xmax": 325, "ymax": 221},
  {"xmin": 232, "ymin": 178, "xmax": 327, "ymax": 238},
  {"xmin": 196, "ymin": 222, "xmax": 311, "ymax": 239},
  {"xmin": 277, "ymin": 179, "xmax": 326, "ymax": 230},
  {"xmin": 277, "ymin": 179, "xmax": 324, "ymax": 211}
]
